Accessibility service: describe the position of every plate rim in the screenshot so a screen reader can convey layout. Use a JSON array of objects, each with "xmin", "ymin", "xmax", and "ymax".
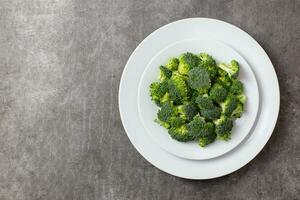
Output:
[{"xmin": 119, "ymin": 17, "xmax": 280, "ymax": 179}]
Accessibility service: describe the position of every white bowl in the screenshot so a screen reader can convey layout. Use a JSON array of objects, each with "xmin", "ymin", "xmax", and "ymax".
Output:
[{"xmin": 138, "ymin": 39, "xmax": 259, "ymax": 160}]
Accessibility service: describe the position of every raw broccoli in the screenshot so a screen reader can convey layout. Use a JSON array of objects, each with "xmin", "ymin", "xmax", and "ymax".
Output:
[
  {"xmin": 218, "ymin": 60, "xmax": 240, "ymax": 78},
  {"xmin": 199, "ymin": 53, "xmax": 216, "ymax": 67},
  {"xmin": 209, "ymin": 83, "xmax": 228, "ymax": 103},
  {"xmin": 149, "ymin": 52, "xmax": 247, "ymax": 147},
  {"xmin": 195, "ymin": 94, "xmax": 214, "ymax": 109},
  {"xmin": 230, "ymin": 94, "xmax": 246, "ymax": 119},
  {"xmin": 230, "ymin": 79, "xmax": 243, "ymax": 94},
  {"xmin": 186, "ymin": 115, "xmax": 205, "ymax": 138},
  {"xmin": 168, "ymin": 74, "xmax": 188, "ymax": 105},
  {"xmin": 157, "ymin": 101, "xmax": 177, "ymax": 122},
  {"xmin": 237, "ymin": 94, "xmax": 246, "ymax": 104},
  {"xmin": 178, "ymin": 52, "xmax": 200, "ymax": 75},
  {"xmin": 217, "ymin": 67, "xmax": 228, "ymax": 77},
  {"xmin": 217, "ymin": 132, "xmax": 231, "ymax": 141},
  {"xmin": 177, "ymin": 102, "xmax": 198, "ymax": 121},
  {"xmin": 186, "ymin": 115, "xmax": 205, "ymax": 137},
  {"xmin": 187, "ymin": 67, "xmax": 211, "ymax": 93},
  {"xmin": 216, "ymin": 74, "xmax": 232, "ymax": 89},
  {"xmin": 198, "ymin": 130, "xmax": 217, "ymax": 147},
  {"xmin": 171, "ymin": 71, "xmax": 188, "ymax": 81},
  {"xmin": 159, "ymin": 65, "xmax": 172, "ymax": 81},
  {"xmin": 166, "ymin": 58, "xmax": 179, "ymax": 71},
  {"xmin": 160, "ymin": 92, "xmax": 170, "ymax": 104},
  {"xmin": 149, "ymin": 81, "xmax": 168, "ymax": 106},
  {"xmin": 168, "ymin": 125, "xmax": 194, "ymax": 142},
  {"xmin": 214, "ymin": 115, "xmax": 233, "ymax": 140},
  {"xmin": 199, "ymin": 53, "xmax": 218, "ymax": 79},
  {"xmin": 231, "ymin": 103, "xmax": 244, "ymax": 118},
  {"xmin": 168, "ymin": 116, "xmax": 185, "ymax": 127},
  {"xmin": 220, "ymin": 95, "xmax": 239, "ymax": 117},
  {"xmin": 195, "ymin": 94, "xmax": 221, "ymax": 120},
  {"xmin": 154, "ymin": 119, "xmax": 170, "ymax": 129},
  {"xmin": 188, "ymin": 89, "xmax": 199, "ymax": 102},
  {"xmin": 203, "ymin": 122, "xmax": 215, "ymax": 136},
  {"xmin": 200, "ymin": 106, "xmax": 221, "ymax": 121},
  {"xmin": 187, "ymin": 115, "xmax": 215, "ymax": 139}
]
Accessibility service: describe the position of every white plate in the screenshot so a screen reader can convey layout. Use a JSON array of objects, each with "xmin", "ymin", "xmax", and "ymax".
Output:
[
  {"xmin": 119, "ymin": 18, "xmax": 280, "ymax": 179},
  {"xmin": 138, "ymin": 38, "xmax": 259, "ymax": 160}
]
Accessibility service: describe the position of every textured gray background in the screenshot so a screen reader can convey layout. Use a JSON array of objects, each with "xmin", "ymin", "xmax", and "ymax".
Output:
[{"xmin": 0, "ymin": 0, "xmax": 299, "ymax": 200}]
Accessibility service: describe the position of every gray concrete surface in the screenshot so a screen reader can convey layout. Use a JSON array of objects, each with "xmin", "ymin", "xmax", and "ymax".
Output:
[{"xmin": 0, "ymin": 0, "xmax": 299, "ymax": 199}]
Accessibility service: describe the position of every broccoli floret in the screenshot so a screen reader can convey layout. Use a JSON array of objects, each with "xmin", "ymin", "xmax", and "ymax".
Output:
[
  {"xmin": 220, "ymin": 95, "xmax": 239, "ymax": 116},
  {"xmin": 168, "ymin": 74, "xmax": 188, "ymax": 105},
  {"xmin": 177, "ymin": 102, "xmax": 198, "ymax": 121},
  {"xmin": 198, "ymin": 130, "xmax": 217, "ymax": 147},
  {"xmin": 149, "ymin": 81, "xmax": 168, "ymax": 106},
  {"xmin": 157, "ymin": 101, "xmax": 177, "ymax": 122},
  {"xmin": 168, "ymin": 125, "xmax": 194, "ymax": 142},
  {"xmin": 230, "ymin": 94, "xmax": 246, "ymax": 119},
  {"xmin": 166, "ymin": 58, "xmax": 179, "ymax": 71},
  {"xmin": 168, "ymin": 116, "xmax": 185, "ymax": 127},
  {"xmin": 159, "ymin": 66, "xmax": 172, "ymax": 81},
  {"xmin": 187, "ymin": 67, "xmax": 211, "ymax": 93},
  {"xmin": 231, "ymin": 103, "xmax": 244, "ymax": 118},
  {"xmin": 230, "ymin": 79, "xmax": 243, "ymax": 94},
  {"xmin": 168, "ymin": 81, "xmax": 184, "ymax": 105},
  {"xmin": 172, "ymin": 71, "xmax": 188, "ymax": 81},
  {"xmin": 195, "ymin": 94, "xmax": 215, "ymax": 110},
  {"xmin": 209, "ymin": 83, "xmax": 228, "ymax": 103},
  {"xmin": 186, "ymin": 114, "xmax": 205, "ymax": 138},
  {"xmin": 187, "ymin": 115, "xmax": 215, "ymax": 139},
  {"xmin": 237, "ymin": 94, "xmax": 246, "ymax": 105},
  {"xmin": 218, "ymin": 60, "xmax": 240, "ymax": 78},
  {"xmin": 188, "ymin": 89, "xmax": 199, "ymax": 102},
  {"xmin": 217, "ymin": 132, "xmax": 231, "ymax": 141},
  {"xmin": 200, "ymin": 106, "xmax": 221, "ymax": 121},
  {"xmin": 214, "ymin": 115, "xmax": 233, "ymax": 140},
  {"xmin": 199, "ymin": 53, "xmax": 218, "ymax": 79},
  {"xmin": 217, "ymin": 67, "xmax": 228, "ymax": 77},
  {"xmin": 203, "ymin": 122, "xmax": 215, "ymax": 135},
  {"xmin": 154, "ymin": 119, "xmax": 170, "ymax": 129},
  {"xmin": 216, "ymin": 74, "xmax": 232, "ymax": 89},
  {"xmin": 199, "ymin": 53, "xmax": 216, "ymax": 67},
  {"xmin": 160, "ymin": 92, "xmax": 170, "ymax": 104},
  {"xmin": 178, "ymin": 52, "xmax": 200, "ymax": 75}
]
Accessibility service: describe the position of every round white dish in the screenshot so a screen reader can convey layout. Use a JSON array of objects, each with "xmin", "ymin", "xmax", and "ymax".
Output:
[
  {"xmin": 138, "ymin": 38, "xmax": 259, "ymax": 160},
  {"xmin": 119, "ymin": 18, "xmax": 280, "ymax": 179}
]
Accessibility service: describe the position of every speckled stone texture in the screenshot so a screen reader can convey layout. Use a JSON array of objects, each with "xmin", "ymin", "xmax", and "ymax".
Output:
[{"xmin": 0, "ymin": 0, "xmax": 299, "ymax": 199}]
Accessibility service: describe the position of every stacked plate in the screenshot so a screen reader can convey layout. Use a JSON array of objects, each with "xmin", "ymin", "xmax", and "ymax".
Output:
[{"xmin": 119, "ymin": 18, "xmax": 280, "ymax": 179}]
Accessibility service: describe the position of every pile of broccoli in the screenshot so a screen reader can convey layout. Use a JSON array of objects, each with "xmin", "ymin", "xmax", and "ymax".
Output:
[{"xmin": 149, "ymin": 52, "xmax": 246, "ymax": 147}]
